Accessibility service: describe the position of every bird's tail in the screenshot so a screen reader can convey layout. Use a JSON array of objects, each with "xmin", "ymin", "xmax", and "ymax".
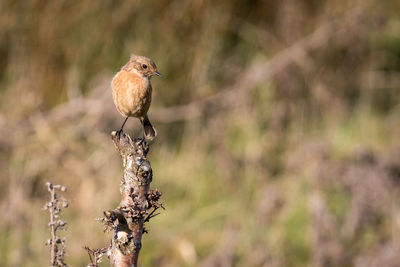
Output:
[{"xmin": 142, "ymin": 115, "xmax": 157, "ymax": 141}]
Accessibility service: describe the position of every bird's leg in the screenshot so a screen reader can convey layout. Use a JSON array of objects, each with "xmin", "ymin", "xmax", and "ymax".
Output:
[
  {"xmin": 116, "ymin": 117, "xmax": 129, "ymax": 138},
  {"xmin": 137, "ymin": 119, "xmax": 146, "ymax": 146}
]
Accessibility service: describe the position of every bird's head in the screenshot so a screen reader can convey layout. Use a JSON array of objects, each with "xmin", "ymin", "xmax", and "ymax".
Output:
[{"xmin": 123, "ymin": 54, "xmax": 161, "ymax": 79}]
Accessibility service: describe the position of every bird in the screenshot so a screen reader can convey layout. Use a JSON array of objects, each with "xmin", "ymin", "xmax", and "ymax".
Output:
[{"xmin": 111, "ymin": 54, "xmax": 161, "ymax": 141}]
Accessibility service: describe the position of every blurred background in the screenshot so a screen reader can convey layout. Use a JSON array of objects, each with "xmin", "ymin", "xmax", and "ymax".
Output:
[{"xmin": 1, "ymin": 0, "xmax": 400, "ymax": 266}]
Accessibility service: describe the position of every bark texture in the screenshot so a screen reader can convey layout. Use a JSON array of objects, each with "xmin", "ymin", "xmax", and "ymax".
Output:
[{"xmin": 107, "ymin": 131, "xmax": 153, "ymax": 267}]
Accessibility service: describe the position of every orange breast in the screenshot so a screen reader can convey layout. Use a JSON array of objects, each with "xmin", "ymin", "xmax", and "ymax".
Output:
[{"xmin": 111, "ymin": 70, "xmax": 152, "ymax": 118}]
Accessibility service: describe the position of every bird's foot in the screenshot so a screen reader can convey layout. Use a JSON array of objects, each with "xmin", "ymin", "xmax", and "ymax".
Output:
[
  {"xmin": 137, "ymin": 137, "xmax": 145, "ymax": 147},
  {"xmin": 115, "ymin": 129, "xmax": 123, "ymax": 139}
]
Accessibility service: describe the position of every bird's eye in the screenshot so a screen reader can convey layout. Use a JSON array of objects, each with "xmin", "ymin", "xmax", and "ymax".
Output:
[{"xmin": 142, "ymin": 64, "xmax": 147, "ymax": 69}]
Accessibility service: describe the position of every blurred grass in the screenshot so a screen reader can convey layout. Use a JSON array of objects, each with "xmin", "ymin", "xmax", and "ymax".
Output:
[{"xmin": 1, "ymin": 0, "xmax": 400, "ymax": 266}]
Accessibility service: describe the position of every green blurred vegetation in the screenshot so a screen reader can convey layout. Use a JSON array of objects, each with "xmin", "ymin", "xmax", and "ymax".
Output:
[{"xmin": 1, "ymin": 0, "xmax": 400, "ymax": 266}]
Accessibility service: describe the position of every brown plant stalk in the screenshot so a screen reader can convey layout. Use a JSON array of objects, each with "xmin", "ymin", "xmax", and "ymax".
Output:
[
  {"xmin": 95, "ymin": 131, "xmax": 162, "ymax": 267},
  {"xmin": 45, "ymin": 182, "xmax": 69, "ymax": 267},
  {"xmin": 84, "ymin": 245, "xmax": 110, "ymax": 267}
]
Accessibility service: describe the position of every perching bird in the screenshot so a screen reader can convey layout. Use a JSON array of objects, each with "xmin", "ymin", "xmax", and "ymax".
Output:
[{"xmin": 111, "ymin": 54, "xmax": 161, "ymax": 140}]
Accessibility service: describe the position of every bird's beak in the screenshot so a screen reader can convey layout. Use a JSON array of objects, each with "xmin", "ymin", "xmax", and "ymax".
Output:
[{"xmin": 154, "ymin": 71, "xmax": 162, "ymax": 77}]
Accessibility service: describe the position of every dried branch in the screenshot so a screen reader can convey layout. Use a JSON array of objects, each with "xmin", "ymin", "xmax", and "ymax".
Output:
[
  {"xmin": 144, "ymin": 189, "xmax": 164, "ymax": 223},
  {"xmin": 91, "ymin": 131, "xmax": 163, "ymax": 267},
  {"xmin": 44, "ymin": 182, "xmax": 69, "ymax": 267},
  {"xmin": 84, "ymin": 245, "xmax": 111, "ymax": 267}
]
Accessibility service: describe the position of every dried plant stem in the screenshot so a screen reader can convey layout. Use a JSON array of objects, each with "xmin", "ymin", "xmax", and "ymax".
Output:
[
  {"xmin": 49, "ymin": 186, "xmax": 56, "ymax": 264},
  {"xmin": 85, "ymin": 131, "xmax": 162, "ymax": 267},
  {"xmin": 84, "ymin": 246, "xmax": 110, "ymax": 267},
  {"xmin": 103, "ymin": 131, "xmax": 161, "ymax": 267},
  {"xmin": 45, "ymin": 182, "xmax": 69, "ymax": 267}
]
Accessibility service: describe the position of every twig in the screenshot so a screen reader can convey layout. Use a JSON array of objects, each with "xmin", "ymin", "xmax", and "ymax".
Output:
[
  {"xmin": 143, "ymin": 208, "xmax": 160, "ymax": 223},
  {"xmin": 144, "ymin": 189, "xmax": 164, "ymax": 223},
  {"xmin": 84, "ymin": 245, "xmax": 111, "ymax": 267},
  {"xmin": 44, "ymin": 182, "xmax": 69, "ymax": 267}
]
